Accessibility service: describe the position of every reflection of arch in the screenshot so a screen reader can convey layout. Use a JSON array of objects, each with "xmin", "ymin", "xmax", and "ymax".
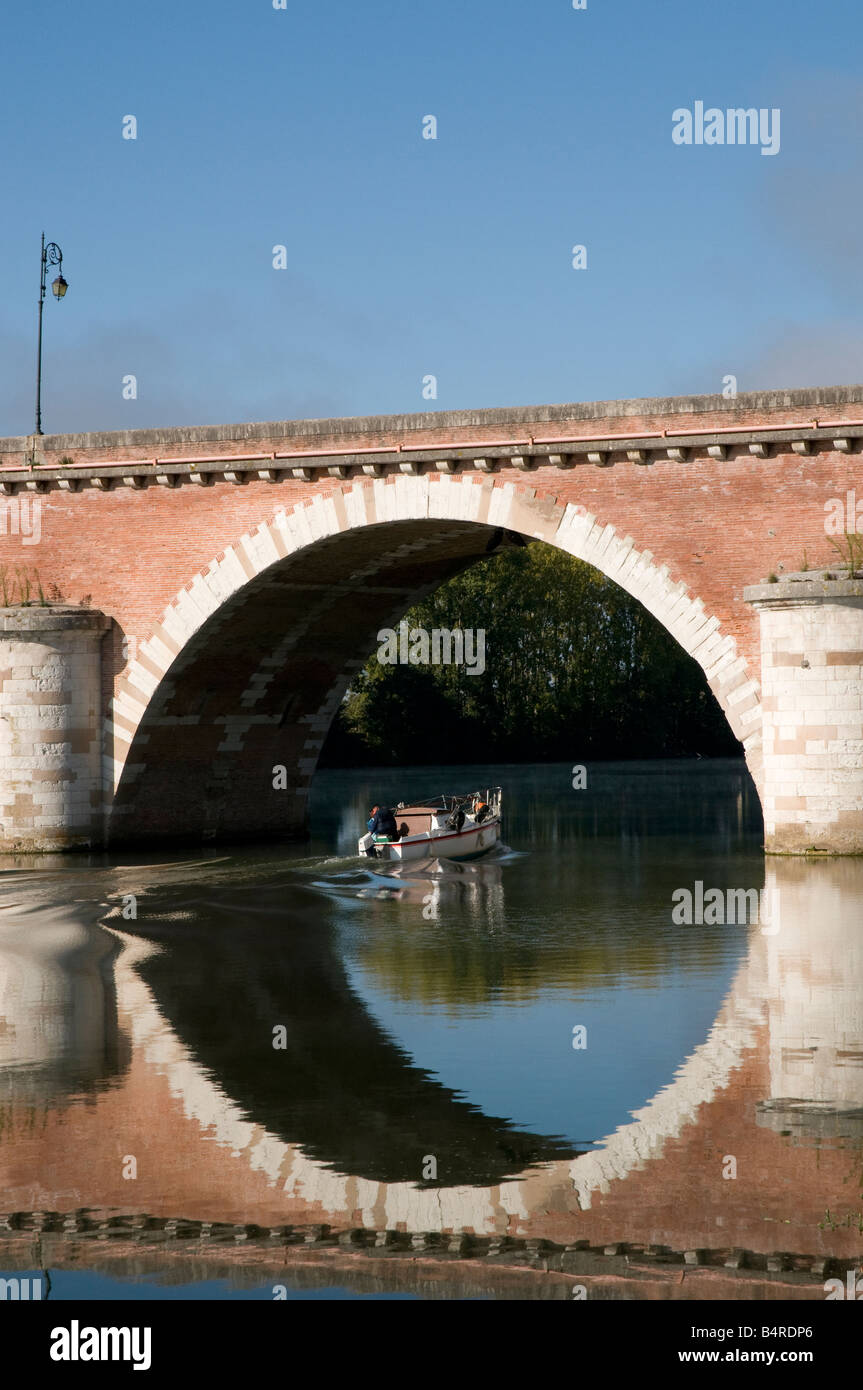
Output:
[
  {"xmin": 106, "ymin": 892, "xmax": 765, "ymax": 1232},
  {"xmin": 568, "ymin": 964, "xmax": 764, "ymax": 1210},
  {"xmin": 108, "ymin": 475, "xmax": 761, "ymax": 843},
  {"xmin": 116, "ymin": 884, "xmax": 577, "ymax": 1187},
  {"xmin": 7, "ymin": 857, "xmax": 860, "ymax": 1249}
]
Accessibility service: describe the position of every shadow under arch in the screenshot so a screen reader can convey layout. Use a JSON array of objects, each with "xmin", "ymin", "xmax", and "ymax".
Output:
[{"xmin": 108, "ymin": 475, "xmax": 762, "ymax": 846}]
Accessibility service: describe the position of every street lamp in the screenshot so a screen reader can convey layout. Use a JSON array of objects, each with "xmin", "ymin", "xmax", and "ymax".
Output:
[{"xmin": 34, "ymin": 232, "xmax": 69, "ymax": 436}]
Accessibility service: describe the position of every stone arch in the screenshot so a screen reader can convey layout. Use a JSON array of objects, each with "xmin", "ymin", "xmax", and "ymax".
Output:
[{"xmin": 107, "ymin": 474, "xmax": 762, "ymax": 841}]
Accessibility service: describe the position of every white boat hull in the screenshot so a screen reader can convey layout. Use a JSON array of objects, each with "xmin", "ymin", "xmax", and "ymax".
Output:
[{"xmin": 359, "ymin": 816, "xmax": 501, "ymax": 863}]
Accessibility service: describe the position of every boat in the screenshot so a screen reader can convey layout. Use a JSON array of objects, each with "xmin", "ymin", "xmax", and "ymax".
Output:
[{"xmin": 357, "ymin": 788, "xmax": 502, "ymax": 862}]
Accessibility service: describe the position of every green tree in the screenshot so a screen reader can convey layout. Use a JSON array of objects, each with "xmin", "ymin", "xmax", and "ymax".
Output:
[{"xmin": 321, "ymin": 543, "xmax": 739, "ymax": 766}]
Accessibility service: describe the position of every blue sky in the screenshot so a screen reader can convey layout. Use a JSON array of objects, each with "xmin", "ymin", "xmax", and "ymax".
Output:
[{"xmin": 1, "ymin": 0, "xmax": 862, "ymax": 435}]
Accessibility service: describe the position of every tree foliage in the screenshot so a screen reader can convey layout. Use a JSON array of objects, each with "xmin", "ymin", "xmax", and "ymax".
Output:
[{"xmin": 321, "ymin": 542, "xmax": 739, "ymax": 766}]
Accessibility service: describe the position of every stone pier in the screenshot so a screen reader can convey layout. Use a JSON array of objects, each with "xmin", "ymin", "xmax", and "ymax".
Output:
[
  {"xmin": 745, "ymin": 576, "xmax": 863, "ymax": 855},
  {"xmin": 0, "ymin": 606, "xmax": 109, "ymax": 852}
]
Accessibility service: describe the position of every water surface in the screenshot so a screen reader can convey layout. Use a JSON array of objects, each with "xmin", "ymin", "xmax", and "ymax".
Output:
[{"xmin": 1, "ymin": 760, "xmax": 861, "ymax": 1299}]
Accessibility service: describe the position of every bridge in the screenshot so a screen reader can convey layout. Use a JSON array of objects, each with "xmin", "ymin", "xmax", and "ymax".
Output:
[{"xmin": 1, "ymin": 384, "xmax": 862, "ymax": 853}]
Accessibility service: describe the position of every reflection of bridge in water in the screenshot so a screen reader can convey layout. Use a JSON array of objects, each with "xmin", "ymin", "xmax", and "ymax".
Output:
[{"xmin": 1, "ymin": 857, "xmax": 862, "ymax": 1296}]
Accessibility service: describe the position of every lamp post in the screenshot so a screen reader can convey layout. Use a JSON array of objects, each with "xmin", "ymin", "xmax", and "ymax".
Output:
[{"xmin": 34, "ymin": 232, "xmax": 68, "ymax": 436}]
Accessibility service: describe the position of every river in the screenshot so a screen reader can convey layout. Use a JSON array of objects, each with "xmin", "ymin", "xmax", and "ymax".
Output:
[{"xmin": 1, "ymin": 759, "xmax": 861, "ymax": 1300}]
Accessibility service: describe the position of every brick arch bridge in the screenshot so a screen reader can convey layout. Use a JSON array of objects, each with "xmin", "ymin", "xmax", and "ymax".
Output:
[{"xmin": 1, "ymin": 384, "xmax": 862, "ymax": 852}]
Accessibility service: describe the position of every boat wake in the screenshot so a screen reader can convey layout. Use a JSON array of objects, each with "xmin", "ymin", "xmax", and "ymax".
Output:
[{"xmin": 308, "ymin": 844, "xmax": 517, "ymax": 906}]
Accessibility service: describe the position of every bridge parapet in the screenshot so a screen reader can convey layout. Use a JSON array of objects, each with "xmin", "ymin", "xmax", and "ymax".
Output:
[
  {"xmin": 1, "ymin": 415, "xmax": 863, "ymax": 493},
  {"xmin": 3, "ymin": 384, "xmax": 863, "ymax": 490}
]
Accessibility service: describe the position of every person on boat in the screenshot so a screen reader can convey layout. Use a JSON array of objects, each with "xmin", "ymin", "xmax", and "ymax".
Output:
[{"xmin": 368, "ymin": 804, "xmax": 398, "ymax": 838}]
